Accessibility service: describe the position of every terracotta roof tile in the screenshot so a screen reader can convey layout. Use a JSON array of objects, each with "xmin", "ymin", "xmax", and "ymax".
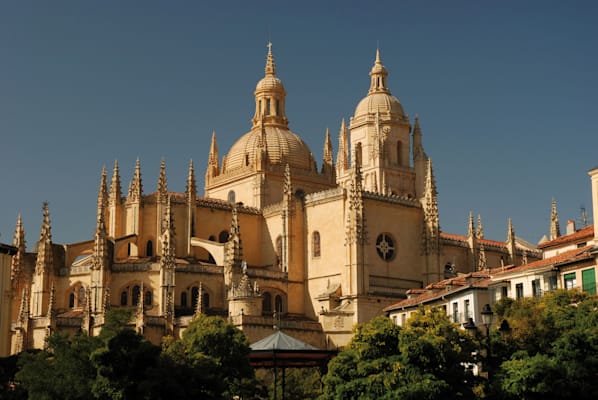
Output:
[
  {"xmin": 537, "ymin": 225, "xmax": 594, "ymax": 249},
  {"xmin": 491, "ymin": 245, "xmax": 594, "ymax": 276}
]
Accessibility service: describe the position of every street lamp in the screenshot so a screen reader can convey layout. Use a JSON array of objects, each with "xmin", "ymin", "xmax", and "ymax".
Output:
[
  {"xmin": 463, "ymin": 317, "xmax": 477, "ymax": 335},
  {"xmin": 480, "ymin": 303, "xmax": 494, "ymax": 337}
]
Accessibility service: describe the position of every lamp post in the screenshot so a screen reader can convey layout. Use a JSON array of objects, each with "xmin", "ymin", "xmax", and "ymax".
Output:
[{"xmin": 480, "ymin": 304, "xmax": 494, "ymax": 384}]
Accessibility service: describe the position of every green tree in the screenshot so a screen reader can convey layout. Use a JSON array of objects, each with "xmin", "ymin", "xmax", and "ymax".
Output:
[
  {"xmin": 320, "ymin": 310, "xmax": 477, "ymax": 400},
  {"xmin": 16, "ymin": 333, "xmax": 100, "ymax": 400},
  {"xmin": 164, "ymin": 314, "xmax": 261, "ymax": 399},
  {"xmin": 493, "ymin": 289, "xmax": 598, "ymax": 400}
]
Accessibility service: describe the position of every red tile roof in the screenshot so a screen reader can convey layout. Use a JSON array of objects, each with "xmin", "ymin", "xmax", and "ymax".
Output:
[
  {"xmin": 384, "ymin": 272, "xmax": 491, "ymax": 312},
  {"xmin": 490, "ymin": 245, "xmax": 595, "ymax": 276},
  {"xmin": 537, "ymin": 225, "xmax": 594, "ymax": 249}
]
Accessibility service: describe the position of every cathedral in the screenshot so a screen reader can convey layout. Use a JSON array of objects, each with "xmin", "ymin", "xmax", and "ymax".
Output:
[{"xmin": 5, "ymin": 45, "xmax": 541, "ymax": 353}]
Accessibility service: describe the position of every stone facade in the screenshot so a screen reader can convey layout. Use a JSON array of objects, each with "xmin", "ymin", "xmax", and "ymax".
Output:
[{"xmin": 5, "ymin": 45, "xmax": 542, "ymax": 352}]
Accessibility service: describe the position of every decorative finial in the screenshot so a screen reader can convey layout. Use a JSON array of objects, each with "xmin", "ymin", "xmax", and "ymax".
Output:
[{"xmin": 265, "ymin": 42, "xmax": 276, "ymax": 76}]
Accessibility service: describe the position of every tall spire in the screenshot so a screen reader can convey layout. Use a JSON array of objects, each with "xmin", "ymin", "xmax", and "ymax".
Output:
[
  {"xmin": 157, "ymin": 159, "xmax": 168, "ymax": 204},
  {"xmin": 467, "ymin": 211, "xmax": 475, "ymax": 238},
  {"xmin": 336, "ymin": 118, "xmax": 349, "ymax": 176},
  {"xmin": 368, "ymin": 48, "xmax": 390, "ymax": 95},
  {"xmin": 206, "ymin": 132, "xmax": 220, "ymax": 180},
  {"xmin": 322, "ymin": 128, "xmax": 334, "ymax": 172},
  {"xmin": 550, "ymin": 198, "xmax": 561, "ymax": 240},
  {"xmin": 161, "ymin": 196, "xmax": 176, "ymax": 267},
  {"xmin": 93, "ymin": 168, "xmax": 109, "ymax": 271},
  {"xmin": 265, "ymin": 41, "xmax": 276, "ymax": 76},
  {"xmin": 507, "ymin": 217, "xmax": 515, "ymax": 243},
  {"xmin": 252, "ymin": 42, "xmax": 288, "ymax": 128},
  {"xmin": 98, "ymin": 166, "xmax": 108, "ymax": 215},
  {"xmin": 11, "ymin": 214, "xmax": 27, "ymax": 290},
  {"xmin": 35, "ymin": 202, "xmax": 53, "ymax": 275},
  {"xmin": 412, "ymin": 116, "xmax": 425, "ymax": 162},
  {"xmin": 186, "ymin": 159, "xmax": 197, "ymax": 200},
  {"xmin": 127, "ymin": 158, "xmax": 143, "ymax": 203},
  {"xmin": 476, "ymin": 214, "xmax": 484, "ymax": 239},
  {"xmin": 421, "ymin": 159, "xmax": 439, "ymax": 255},
  {"xmin": 506, "ymin": 217, "xmax": 517, "ymax": 264},
  {"xmin": 109, "ymin": 160, "xmax": 122, "ymax": 206}
]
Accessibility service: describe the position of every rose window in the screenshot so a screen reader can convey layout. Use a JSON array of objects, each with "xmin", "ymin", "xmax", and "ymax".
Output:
[{"xmin": 376, "ymin": 233, "xmax": 396, "ymax": 261}]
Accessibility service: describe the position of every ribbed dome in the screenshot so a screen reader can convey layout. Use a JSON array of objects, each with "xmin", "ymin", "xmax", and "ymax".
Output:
[
  {"xmin": 256, "ymin": 75, "xmax": 284, "ymax": 92},
  {"xmin": 224, "ymin": 126, "xmax": 315, "ymax": 172},
  {"xmin": 354, "ymin": 92, "xmax": 405, "ymax": 119}
]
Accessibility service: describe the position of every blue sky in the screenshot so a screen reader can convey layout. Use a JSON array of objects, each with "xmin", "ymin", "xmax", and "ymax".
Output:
[{"xmin": 1, "ymin": 1, "xmax": 596, "ymax": 247}]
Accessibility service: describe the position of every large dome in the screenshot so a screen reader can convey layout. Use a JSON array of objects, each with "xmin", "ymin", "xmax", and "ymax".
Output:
[
  {"xmin": 354, "ymin": 92, "xmax": 405, "ymax": 119},
  {"xmin": 224, "ymin": 126, "xmax": 315, "ymax": 172}
]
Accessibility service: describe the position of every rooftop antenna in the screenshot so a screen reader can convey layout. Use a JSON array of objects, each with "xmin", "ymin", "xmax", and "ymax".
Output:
[{"xmin": 578, "ymin": 205, "xmax": 588, "ymax": 227}]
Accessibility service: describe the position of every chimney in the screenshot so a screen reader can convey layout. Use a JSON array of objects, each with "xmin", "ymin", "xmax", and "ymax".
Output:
[{"xmin": 566, "ymin": 220, "xmax": 576, "ymax": 235}]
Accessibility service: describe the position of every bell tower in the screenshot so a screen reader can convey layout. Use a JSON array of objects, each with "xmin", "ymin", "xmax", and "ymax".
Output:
[{"xmin": 345, "ymin": 49, "xmax": 415, "ymax": 197}]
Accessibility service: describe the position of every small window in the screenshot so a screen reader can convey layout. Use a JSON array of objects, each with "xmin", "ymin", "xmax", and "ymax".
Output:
[
  {"xmin": 78, "ymin": 286, "xmax": 86, "ymax": 307},
  {"xmin": 263, "ymin": 292, "xmax": 272, "ymax": 313},
  {"xmin": 127, "ymin": 243, "xmax": 131, "ymax": 256},
  {"xmin": 355, "ymin": 142, "xmax": 363, "ymax": 167},
  {"xmin": 146, "ymin": 240, "xmax": 153, "ymax": 257},
  {"xmin": 120, "ymin": 291, "xmax": 128, "ymax": 306},
  {"xmin": 401, "ymin": 314, "xmax": 406, "ymax": 326},
  {"xmin": 312, "ymin": 231, "xmax": 321, "ymax": 258},
  {"xmin": 202, "ymin": 292, "xmax": 210, "ymax": 309},
  {"xmin": 464, "ymin": 299, "xmax": 471, "ymax": 319},
  {"xmin": 145, "ymin": 290, "xmax": 152, "ymax": 306},
  {"xmin": 227, "ymin": 190, "xmax": 236, "ymax": 204},
  {"xmin": 132, "ymin": 285, "xmax": 141, "ymax": 306},
  {"xmin": 396, "ymin": 141, "xmax": 402, "ymax": 166},
  {"xmin": 69, "ymin": 292, "xmax": 75, "ymax": 308},
  {"xmin": 548, "ymin": 275, "xmax": 558, "ymax": 291},
  {"xmin": 219, "ymin": 231, "xmax": 229, "ymax": 243},
  {"xmin": 266, "ymin": 99, "xmax": 271, "ymax": 115},
  {"xmin": 581, "ymin": 268, "xmax": 596, "ymax": 295},
  {"xmin": 516, "ymin": 283, "xmax": 524, "ymax": 299},
  {"xmin": 501, "ymin": 286, "xmax": 508, "ymax": 299},
  {"xmin": 275, "ymin": 295, "xmax": 283, "ymax": 313},
  {"xmin": 181, "ymin": 291, "xmax": 188, "ymax": 307},
  {"xmin": 452, "ymin": 302, "xmax": 459, "ymax": 323},
  {"xmin": 392, "ymin": 316, "xmax": 397, "ymax": 325},
  {"xmin": 564, "ymin": 273, "xmax": 577, "ymax": 290},
  {"xmin": 275, "ymin": 99, "xmax": 280, "ymax": 116},
  {"xmin": 275, "ymin": 236, "xmax": 283, "ymax": 268},
  {"xmin": 532, "ymin": 279, "xmax": 542, "ymax": 297}
]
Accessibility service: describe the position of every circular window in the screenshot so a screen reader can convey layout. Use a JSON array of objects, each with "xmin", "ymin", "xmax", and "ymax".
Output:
[{"xmin": 376, "ymin": 233, "xmax": 396, "ymax": 261}]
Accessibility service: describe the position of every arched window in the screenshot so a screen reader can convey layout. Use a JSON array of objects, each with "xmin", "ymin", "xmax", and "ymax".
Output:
[
  {"xmin": 69, "ymin": 292, "xmax": 75, "ymax": 308},
  {"xmin": 181, "ymin": 292, "xmax": 188, "ymax": 307},
  {"xmin": 312, "ymin": 231, "xmax": 321, "ymax": 258},
  {"xmin": 396, "ymin": 141, "xmax": 402, "ymax": 166},
  {"xmin": 145, "ymin": 290, "xmax": 152, "ymax": 306},
  {"xmin": 275, "ymin": 236, "xmax": 283, "ymax": 268},
  {"xmin": 219, "ymin": 231, "xmax": 229, "ymax": 243},
  {"xmin": 132, "ymin": 285, "xmax": 141, "ymax": 306},
  {"xmin": 355, "ymin": 142, "xmax": 363, "ymax": 167},
  {"xmin": 202, "ymin": 292, "xmax": 210, "ymax": 309},
  {"xmin": 191, "ymin": 286, "xmax": 199, "ymax": 309},
  {"xmin": 120, "ymin": 290, "xmax": 128, "ymax": 306},
  {"xmin": 127, "ymin": 242, "xmax": 131, "ymax": 256},
  {"xmin": 146, "ymin": 240, "xmax": 153, "ymax": 257},
  {"xmin": 275, "ymin": 295, "xmax": 283, "ymax": 313},
  {"xmin": 78, "ymin": 286, "xmax": 86, "ymax": 307},
  {"xmin": 227, "ymin": 190, "xmax": 236, "ymax": 204},
  {"xmin": 266, "ymin": 98, "xmax": 271, "ymax": 115},
  {"xmin": 275, "ymin": 99, "xmax": 280, "ymax": 116},
  {"xmin": 263, "ymin": 292, "xmax": 272, "ymax": 313}
]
